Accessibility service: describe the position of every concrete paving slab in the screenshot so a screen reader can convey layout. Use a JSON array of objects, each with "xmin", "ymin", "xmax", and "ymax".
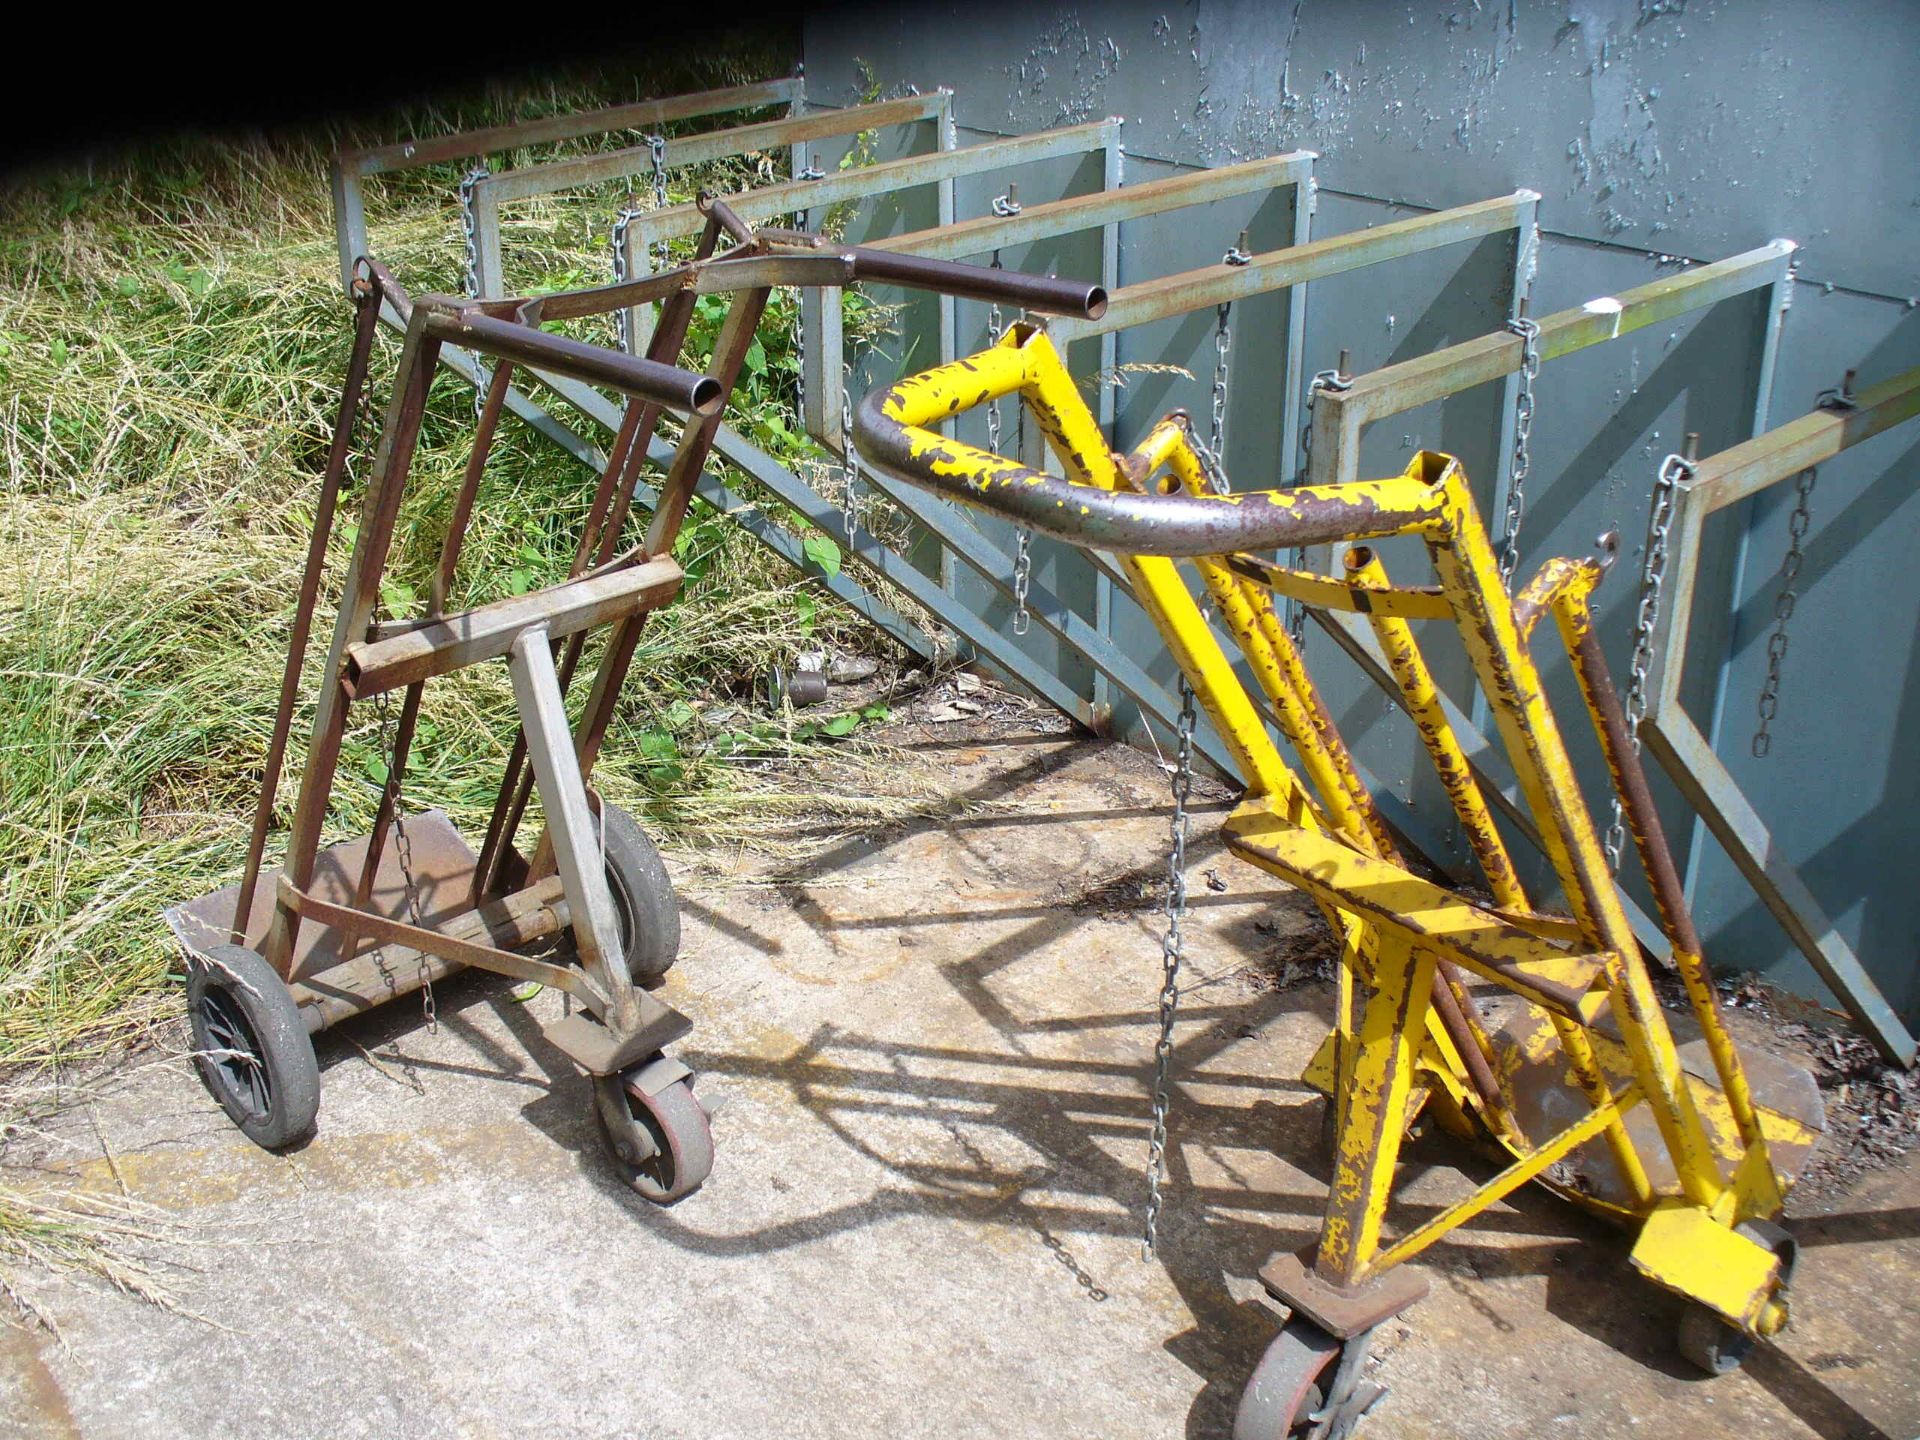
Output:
[{"xmin": 5, "ymin": 721, "xmax": 1916, "ymax": 1439}]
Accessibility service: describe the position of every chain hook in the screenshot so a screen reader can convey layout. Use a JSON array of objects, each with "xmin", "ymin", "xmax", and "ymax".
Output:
[{"xmin": 1498, "ymin": 309, "xmax": 1542, "ymax": 594}]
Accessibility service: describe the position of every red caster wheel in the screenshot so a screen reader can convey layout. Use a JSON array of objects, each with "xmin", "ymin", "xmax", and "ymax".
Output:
[
  {"xmin": 591, "ymin": 1053, "xmax": 714, "ymax": 1204},
  {"xmin": 1234, "ymin": 1317, "xmax": 1385, "ymax": 1440}
]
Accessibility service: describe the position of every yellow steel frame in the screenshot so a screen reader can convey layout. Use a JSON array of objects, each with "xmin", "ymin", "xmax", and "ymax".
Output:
[{"xmin": 859, "ymin": 325, "xmax": 1818, "ymax": 1338}]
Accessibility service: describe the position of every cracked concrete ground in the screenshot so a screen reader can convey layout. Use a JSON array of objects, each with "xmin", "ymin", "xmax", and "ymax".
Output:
[{"xmin": 4, "ymin": 717, "xmax": 1916, "ymax": 1439}]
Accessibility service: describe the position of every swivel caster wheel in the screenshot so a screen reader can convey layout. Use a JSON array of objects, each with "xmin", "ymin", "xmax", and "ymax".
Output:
[
  {"xmin": 1234, "ymin": 1318, "xmax": 1385, "ymax": 1440},
  {"xmin": 1676, "ymin": 1219, "xmax": 1798, "ymax": 1377},
  {"xmin": 591, "ymin": 1053, "xmax": 713, "ymax": 1204},
  {"xmin": 186, "ymin": 943, "xmax": 321, "ymax": 1150}
]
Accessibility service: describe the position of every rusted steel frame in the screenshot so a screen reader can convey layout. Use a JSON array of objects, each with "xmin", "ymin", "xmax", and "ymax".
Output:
[
  {"xmin": 231, "ymin": 282, "xmax": 382, "ymax": 943},
  {"xmin": 1346, "ymin": 547, "xmax": 1526, "ymax": 913},
  {"xmin": 474, "ymin": 93, "xmax": 945, "ymax": 204},
  {"xmin": 1341, "ymin": 545, "xmax": 1517, "ymax": 1121},
  {"xmin": 1638, "ymin": 368, "xmax": 1920, "ymax": 1066},
  {"xmin": 418, "ymin": 308, "xmax": 721, "ymax": 416},
  {"xmin": 1226, "ymin": 554, "xmax": 1452, "ymax": 619},
  {"xmin": 864, "ymin": 152, "xmax": 1316, "ymax": 261},
  {"xmin": 343, "ymin": 557, "xmax": 685, "ymax": 698},
  {"xmin": 1424, "ymin": 460, "xmax": 1718, "ymax": 1207},
  {"xmin": 473, "ymin": 93, "xmax": 951, "ymax": 297},
  {"xmin": 1307, "ymin": 241, "xmax": 1798, "ymax": 488},
  {"xmin": 625, "ymin": 119, "xmax": 1120, "ymax": 357},
  {"xmin": 1314, "ymin": 932, "xmax": 1437, "ymax": 1284},
  {"xmin": 329, "ymin": 75, "xmax": 804, "ymax": 290},
  {"xmin": 262, "ymin": 318, "xmax": 445, "ymax": 979},
  {"xmin": 1556, "ymin": 593, "xmax": 1764, "ymax": 1148},
  {"xmin": 473, "ymin": 234, "xmax": 744, "ymax": 901},
  {"xmin": 1372, "ymin": 1082, "xmax": 1642, "ymax": 1274},
  {"xmin": 277, "ymin": 876, "xmax": 611, "ymax": 1012},
  {"xmin": 515, "ymin": 284, "xmax": 775, "ymax": 889},
  {"xmin": 295, "ymin": 876, "xmax": 570, "ymax": 1031},
  {"xmin": 1048, "ymin": 190, "xmax": 1537, "ymax": 345},
  {"xmin": 429, "ymin": 360, "xmax": 516, "ymax": 616},
  {"xmin": 855, "ymin": 327, "xmax": 1444, "ymax": 555}
]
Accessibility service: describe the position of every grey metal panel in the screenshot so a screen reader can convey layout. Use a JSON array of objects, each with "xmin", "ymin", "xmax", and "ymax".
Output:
[
  {"xmin": 1685, "ymin": 296, "xmax": 1920, "ymax": 1021},
  {"xmin": 803, "ymin": 2, "xmax": 1920, "ymax": 1027},
  {"xmin": 802, "ymin": 0, "xmax": 1920, "ymax": 297}
]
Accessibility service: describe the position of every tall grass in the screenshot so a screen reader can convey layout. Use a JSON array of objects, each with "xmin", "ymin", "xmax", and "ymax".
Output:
[{"xmin": 0, "ymin": 45, "xmax": 942, "ymax": 1077}]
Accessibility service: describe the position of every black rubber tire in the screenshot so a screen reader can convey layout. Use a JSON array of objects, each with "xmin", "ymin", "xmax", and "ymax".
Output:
[
  {"xmin": 186, "ymin": 943, "xmax": 320, "ymax": 1150},
  {"xmin": 1233, "ymin": 1318, "xmax": 1341, "ymax": 1439},
  {"xmin": 1677, "ymin": 1303, "xmax": 1754, "ymax": 1376},
  {"xmin": 598, "ymin": 803, "xmax": 680, "ymax": 985},
  {"xmin": 594, "ymin": 1067, "xmax": 714, "ymax": 1204}
]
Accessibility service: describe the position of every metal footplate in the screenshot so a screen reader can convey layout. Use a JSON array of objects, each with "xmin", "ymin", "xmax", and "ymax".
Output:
[
  {"xmin": 1257, "ymin": 1247, "xmax": 1430, "ymax": 1339},
  {"xmin": 543, "ymin": 998, "xmax": 692, "ymax": 1076}
]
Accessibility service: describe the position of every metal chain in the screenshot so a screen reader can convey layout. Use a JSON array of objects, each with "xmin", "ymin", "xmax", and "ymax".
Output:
[
  {"xmin": 609, "ymin": 206, "xmax": 638, "ymax": 352},
  {"xmin": 1289, "ymin": 366, "xmax": 1352, "ymax": 647},
  {"xmin": 457, "ymin": 167, "xmax": 488, "ymax": 299},
  {"xmin": 1605, "ymin": 451, "xmax": 1688, "ymax": 871},
  {"xmin": 1210, "ymin": 304, "xmax": 1233, "ymax": 471},
  {"xmin": 984, "ymin": 250, "xmax": 1032, "ymax": 638},
  {"xmin": 1752, "ymin": 466, "xmax": 1816, "ymax": 759},
  {"xmin": 647, "ymin": 133, "xmax": 668, "ymax": 210},
  {"xmin": 371, "ymin": 678, "xmax": 436, "ymax": 1034},
  {"xmin": 1142, "ymin": 680, "xmax": 1197, "ymax": 1259},
  {"xmin": 458, "ymin": 166, "xmax": 492, "ymax": 419},
  {"xmin": 840, "ymin": 359, "xmax": 860, "ymax": 542},
  {"xmin": 1498, "ymin": 315, "xmax": 1542, "ymax": 594}
]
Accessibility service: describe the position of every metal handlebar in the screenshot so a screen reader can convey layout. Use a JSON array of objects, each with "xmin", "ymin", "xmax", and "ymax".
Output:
[
  {"xmin": 421, "ymin": 308, "xmax": 724, "ymax": 416},
  {"xmin": 853, "ymin": 334, "xmax": 1438, "ymax": 558}
]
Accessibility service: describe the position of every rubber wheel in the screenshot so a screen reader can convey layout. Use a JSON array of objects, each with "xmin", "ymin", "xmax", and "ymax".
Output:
[
  {"xmin": 186, "ymin": 943, "xmax": 320, "ymax": 1150},
  {"xmin": 598, "ymin": 803, "xmax": 680, "ymax": 984},
  {"xmin": 1233, "ymin": 1318, "xmax": 1341, "ymax": 1439},
  {"xmin": 1678, "ymin": 1303, "xmax": 1755, "ymax": 1376},
  {"xmin": 1675, "ymin": 1219, "xmax": 1794, "ymax": 1377},
  {"xmin": 594, "ymin": 1067, "xmax": 713, "ymax": 1204}
]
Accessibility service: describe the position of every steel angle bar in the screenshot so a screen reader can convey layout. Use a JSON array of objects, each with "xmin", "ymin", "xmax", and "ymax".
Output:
[
  {"xmin": 1307, "ymin": 241, "xmax": 1799, "ymax": 487},
  {"xmin": 824, "ymin": 151, "xmax": 1319, "ymax": 444},
  {"xmin": 1641, "ymin": 367, "xmax": 1920, "ymax": 1064},
  {"xmin": 473, "ymin": 93, "xmax": 952, "ymax": 297},
  {"xmin": 330, "ymin": 76, "xmax": 804, "ymax": 291},
  {"xmin": 628, "ymin": 119, "xmax": 1124, "ymax": 389},
  {"xmin": 1047, "ymin": 191, "xmax": 1538, "ymax": 346}
]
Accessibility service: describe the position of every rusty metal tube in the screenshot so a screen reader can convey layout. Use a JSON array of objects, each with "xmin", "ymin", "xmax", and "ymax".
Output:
[
  {"xmin": 421, "ymin": 309, "xmax": 722, "ymax": 415},
  {"xmin": 842, "ymin": 246, "xmax": 1107, "ymax": 318}
]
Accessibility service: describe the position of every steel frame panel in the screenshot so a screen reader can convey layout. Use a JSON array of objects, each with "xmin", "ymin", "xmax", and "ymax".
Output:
[
  {"xmin": 1640, "ymin": 367, "xmax": 1920, "ymax": 1063},
  {"xmin": 1284, "ymin": 242, "xmax": 1798, "ymax": 973},
  {"xmin": 471, "ymin": 92, "xmax": 954, "ymax": 299},
  {"xmin": 329, "ymin": 75, "xmax": 805, "ymax": 293},
  {"xmin": 622, "ymin": 118, "xmax": 1123, "ymax": 385},
  {"xmin": 811, "ymin": 150, "xmax": 1319, "ymax": 713}
]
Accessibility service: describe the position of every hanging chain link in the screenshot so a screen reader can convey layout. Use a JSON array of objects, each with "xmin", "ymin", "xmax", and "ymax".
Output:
[
  {"xmin": 608, "ymin": 136, "xmax": 670, "ymax": 356},
  {"xmin": 1752, "ymin": 466, "xmax": 1816, "ymax": 759},
  {"xmin": 458, "ymin": 166, "xmax": 492, "ymax": 419},
  {"xmin": 1498, "ymin": 315, "xmax": 1542, "ymax": 594},
  {"xmin": 840, "ymin": 359, "xmax": 860, "ymax": 543},
  {"xmin": 983, "ymin": 250, "xmax": 1032, "ymax": 638},
  {"xmin": 1606, "ymin": 451, "xmax": 1688, "ymax": 871},
  {"xmin": 371, "ymin": 672, "xmax": 436, "ymax": 1033},
  {"xmin": 1209, "ymin": 304, "xmax": 1233, "ymax": 474},
  {"xmin": 457, "ymin": 167, "xmax": 488, "ymax": 299},
  {"xmin": 647, "ymin": 132, "xmax": 668, "ymax": 210},
  {"xmin": 1288, "ymin": 366, "xmax": 1352, "ymax": 647},
  {"xmin": 1136, "ymin": 683, "xmax": 1198, "ymax": 1259},
  {"xmin": 1142, "ymin": 680, "xmax": 1197, "ymax": 1259}
]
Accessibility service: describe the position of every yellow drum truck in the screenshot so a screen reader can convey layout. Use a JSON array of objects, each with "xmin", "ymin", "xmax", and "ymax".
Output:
[{"xmin": 853, "ymin": 322, "xmax": 1825, "ymax": 1438}]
